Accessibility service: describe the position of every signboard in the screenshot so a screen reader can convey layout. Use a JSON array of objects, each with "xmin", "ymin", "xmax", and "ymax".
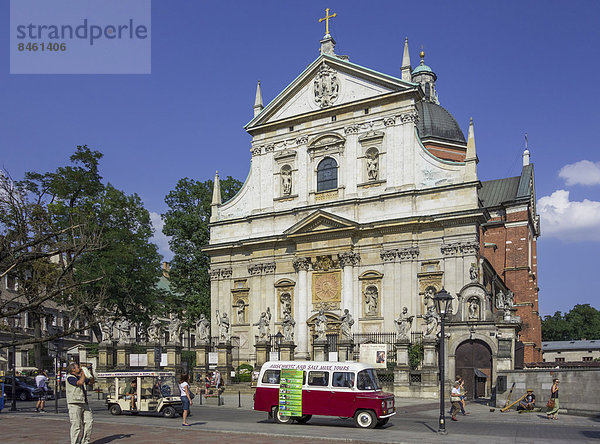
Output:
[
  {"xmin": 359, "ymin": 343, "xmax": 388, "ymax": 368},
  {"xmin": 279, "ymin": 368, "xmax": 303, "ymax": 417},
  {"xmin": 208, "ymin": 352, "xmax": 218, "ymax": 366},
  {"xmin": 269, "ymin": 351, "xmax": 279, "ymax": 361},
  {"xmin": 328, "ymin": 351, "xmax": 338, "ymax": 362}
]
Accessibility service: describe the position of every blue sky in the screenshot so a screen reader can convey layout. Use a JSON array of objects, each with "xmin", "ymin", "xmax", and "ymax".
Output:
[{"xmin": 1, "ymin": 1, "xmax": 599, "ymax": 316}]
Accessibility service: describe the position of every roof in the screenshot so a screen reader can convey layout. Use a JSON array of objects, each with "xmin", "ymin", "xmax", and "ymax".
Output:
[
  {"xmin": 542, "ymin": 340, "xmax": 600, "ymax": 351},
  {"xmin": 479, "ymin": 176, "xmax": 521, "ymax": 207},
  {"xmin": 416, "ymin": 101, "xmax": 466, "ymax": 145},
  {"xmin": 412, "ymin": 64, "xmax": 433, "ymax": 75}
]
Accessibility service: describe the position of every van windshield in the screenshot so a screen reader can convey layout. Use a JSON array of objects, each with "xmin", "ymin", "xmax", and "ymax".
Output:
[{"xmin": 357, "ymin": 369, "xmax": 381, "ymax": 390}]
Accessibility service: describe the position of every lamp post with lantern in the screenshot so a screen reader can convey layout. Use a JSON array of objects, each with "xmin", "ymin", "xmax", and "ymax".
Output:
[
  {"xmin": 275, "ymin": 331, "xmax": 283, "ymax": 361},
  {"xmin": 433, "ymin": 288, "xmax": 453, "ymax": 434}
]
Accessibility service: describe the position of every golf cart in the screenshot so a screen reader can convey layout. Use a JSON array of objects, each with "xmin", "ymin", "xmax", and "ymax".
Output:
[{"xmin": 97, "ymin": 371, "xmax": 182, "ymax": 418}]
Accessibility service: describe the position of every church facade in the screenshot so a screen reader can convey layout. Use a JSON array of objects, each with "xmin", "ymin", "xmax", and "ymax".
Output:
[{"xmin": 206, "ymin": 30, "xmax": 540, "ymax": 397}]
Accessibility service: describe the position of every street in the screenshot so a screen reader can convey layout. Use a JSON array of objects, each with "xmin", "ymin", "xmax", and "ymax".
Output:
[{"xmin": 1, "ymin": 397, "xmax": 599, "ymax": 443}]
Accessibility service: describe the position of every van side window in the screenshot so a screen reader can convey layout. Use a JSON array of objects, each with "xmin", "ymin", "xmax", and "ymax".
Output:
[
  {"xmin": 332, "ymin": 372, "xmax": 355, "ymax": 388},
  {"xmin": 262, "ymin": 370, "xmax": 281, "ymax": 384},
  {"xmin": 307, "ymin": 371, "xmax": 329, "ymax": 387}
]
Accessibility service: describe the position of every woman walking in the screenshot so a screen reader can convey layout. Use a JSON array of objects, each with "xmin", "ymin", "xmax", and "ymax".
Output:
[
  {"xmin": 546, "ymin": 378, "xmax": 560, "ymax": 419},
  {"xmin": 179, "ymin": 373, "xmax": 193, "ymax": 426}
]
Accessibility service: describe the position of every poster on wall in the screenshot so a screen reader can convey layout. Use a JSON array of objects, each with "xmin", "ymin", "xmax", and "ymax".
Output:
[
  {"xmin": 279, "ymin": 368, "xmax": 303, "ymax": 417},
  {"xmin": 359, "ymin": 343, "xmax": 388, "ymax": 368}
]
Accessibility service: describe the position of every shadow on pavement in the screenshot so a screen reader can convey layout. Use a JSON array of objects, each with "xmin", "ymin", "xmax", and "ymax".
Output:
[
  {"xmin": 416, "ymin": 421, "xmax": 437, "ymax": 433},
  {"xmin": 581, "ymin": 431, "xmax": 600, "ymax": 440},
  {"xmin": 92, "ymin": 434, "xmax": 133, "ymax": 444}
]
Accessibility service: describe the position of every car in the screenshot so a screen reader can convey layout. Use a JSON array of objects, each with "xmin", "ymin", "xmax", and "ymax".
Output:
[{"xmin": 0, "ymin": 376, "xmax": 54, "ymax": 401}]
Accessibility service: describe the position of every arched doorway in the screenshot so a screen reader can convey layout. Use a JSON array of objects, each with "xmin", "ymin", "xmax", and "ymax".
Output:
[{"xmin": 455, "ymin": 340, "xmax": 492, "ymax": 399}]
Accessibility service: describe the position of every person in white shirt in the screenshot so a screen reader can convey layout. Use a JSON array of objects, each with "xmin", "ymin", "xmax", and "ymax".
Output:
[
  {"xmin": 35, "ymin": 369, "xmax": 49, "ymax": 413},
  {"xmin": 179, "ymin": 373, "xmax": 193, "ymax": 426},
  {"xmin": 450, "ymin": 381, "xmax": 462, "ymax": 421}
]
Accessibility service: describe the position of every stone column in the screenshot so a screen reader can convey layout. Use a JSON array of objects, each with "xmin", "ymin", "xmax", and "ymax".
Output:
[
  {"xmin": 339, "ymin": 252, "xmax": 359, "ymax": 315},
  {"xmin": 395, "ymin": 339, "xmax": 411, "ymax": 369},
  {"xmin": 293, "ymin": 257, "xmax": 310, "ymax": 360},
  {"xmin": 422, "ymin": 338, "xmax": 438, "ymax": 368},
  {"xmin": 313, "ymin": 339, "xmax": 329, "ymax": 362},
  {"xmin": 217, "ymin": 342, "xmax": 233, "ymax": 383},
  {"xmin": 254, "ymin": 341, "xmax": 270, "ymax": 369},
  {"xmin": 194, "ymin": 342, "xmax": 209, "ymax": 375},
  {"xmin": 165, "ymin": 344, "xmax": 182, "ymax": 373},
  {"xmin": 338, "ymin": 339, "xmax": 354, "ymax": 362},
  {"xmin": 116, "ymin": 344, "xmax": 131, "ymax": 369},
  {"xmin": 279, "ymin": 341, "xmax": 296, "ymax": 361},
  {"xmin": 98, "ymin": 343, "xmax": 114, "ymax": 371},
  {"xmin": 146, "ymin": 344, "xmax": 161, "ymax": 370},
  {"xmin": 394, "ymin": 339, "xmax": 411, "ymax": 396},
  {"xmin": 420, "ymin": 338, "xmax": 440, "ymax": 396}
]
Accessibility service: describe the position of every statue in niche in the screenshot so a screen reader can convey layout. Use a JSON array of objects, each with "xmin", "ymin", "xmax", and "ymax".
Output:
[
  {"xmin": 147, "ymin": 317, "xmax": 162, "ymax": 343},
  {"xmin": 254, "ymin": 307, "xmax": 271, "ymax": 341},
  {"xmin": 216, "ymin": 310, "xmax": 230, "ymax": 342},
  {"xmin": 366, "ymin": 150, "xmax": 379, "ymax": 181},
  {"xmin": 364, "ymin": 286, "xmax": 379, "ymax": 316},
  {"xmin": 281, "ymin": 168, "xmax": 292, "ymax": 195},
  {"xmin": 468, "ymin": 298, "xmax": 480, "ymax": 320},
  {"xmin": 422, "ymin": 305, "xmax": 440, "ymax": 338},
  {"xmin": 195, "ymin": 313, "xmax": 210, "ymax": 342},
  {"xmin": 314, "ymin": 309, "xmax": 328, "ymax": 341},
  {"xmin": 496, "ymin": 291, "xmax": 505, "ymax": 310},
  {"xmin": 395, "ymin": 307, "xmax": 414, "ymax": 341},
  {"xmin": 236, "ymin": 300, "xmax": 246, "ymax": 324},
  {"xmin": 282, "ymin": 313, "xmax": 295, "ymax": 342},
  {"xmin": 340, "ymin": 309, "xmax": 354, "ymax": 340},
  {"xmin": 116, "ymin": 319, "xmax": 131, "ymax": 345},
  {"xmin": 469, "ymin": 263, "xmax": 479, "ymax": 282},
  {"xmin": 280, "ymin": 293, "xmax": 292, "ymax": 317},
  {"xmin": 168, "ymin": 316, "xmax": 182, "ymax": 345}
]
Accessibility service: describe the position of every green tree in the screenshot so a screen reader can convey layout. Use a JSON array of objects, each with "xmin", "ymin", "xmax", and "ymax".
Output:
[
  {"xmin": 542, "ymin": 304, "xmax": 600, "ymax": 341},
  {"xmin": 163, "ymin": 176, "xmax": 242, "ymax": 321}
]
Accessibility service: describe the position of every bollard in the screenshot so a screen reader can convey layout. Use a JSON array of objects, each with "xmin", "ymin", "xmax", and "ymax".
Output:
[
  {"xmin": 238, "ymin": 390, "xmax": 241, "ymax": 408},
  {"xmin": 199, "ymin": 391, "xmax": 202, "ymax": 405},
  {"xmin": 218, "ymin": 392, "xmax": 222, "ymax": 406}
]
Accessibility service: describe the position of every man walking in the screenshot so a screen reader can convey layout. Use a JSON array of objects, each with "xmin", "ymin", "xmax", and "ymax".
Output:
[
  {"xmin": 35, "ymin": 369, "xmax": 49, "ymax": 412},
  {"xmin": 66, "ymin": 362, "xmax": 94, "ymax": 444}
]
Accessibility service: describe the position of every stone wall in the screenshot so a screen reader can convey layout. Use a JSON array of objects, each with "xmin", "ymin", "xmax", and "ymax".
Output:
[{"xmin": 497, "ymin": 368, "xmax": 600, "ymax": 416}]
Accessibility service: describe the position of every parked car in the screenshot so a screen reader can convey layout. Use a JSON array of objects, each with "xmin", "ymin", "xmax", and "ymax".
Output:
[{"xmin": 0, "ymin": 376, "xmax": 54, "ymax": 401}]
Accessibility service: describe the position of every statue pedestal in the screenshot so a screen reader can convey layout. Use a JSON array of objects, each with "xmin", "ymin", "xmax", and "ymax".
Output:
[
  {"xmin": 279, "ymin": 341, "xmax": 296, "ymax": 361},
  {"xmin": 313, "ymin": 339, "xmax": 329, "ymax": 362},
  {"xmin": 165, "ymin": 344, "xmax": 182, "ymax": 373},
  {"xmin": 146, "ymin": 344, "xmax": 161, "ymax": 369},
  {"xmin": 217, "ymin": 342, "xmax": 233, "ymax": 383},
  {"xmin": 98, "ymin": 343, "xmax": 114, "ymax": 371},
  {"xmin": 422, "ymin": 338, "xmax": 438, "ymax": 368},
  {"xmin": 254, "ymin": 340, "xmax": 270, "ymax": 369},
  {"xmin": 338, "ymin": 339, "xmax": 354, "ymax": 362},
  {"xmin": 116, "ymin": 345, "xmax": 131, "ymax": 369},
  {"xmin": 194, "ymin": 342, "xmax": 209, "ymax": 375},
  {"xmin": 395, "ymin": 340, "xmax": 410, "ymax": 370}
]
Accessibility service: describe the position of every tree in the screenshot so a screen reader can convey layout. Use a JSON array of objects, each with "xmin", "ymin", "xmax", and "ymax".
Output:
[
  {"xmin": 541, "ymin": 304, "xmax": 600, "ymax": 341},
  {"xmin": 163, "ymin": 176, "xmax": 242, "ymax": 321},
  {"xmin": 0, "ymin": 146, "xmax": 163, "ymax": 364}
]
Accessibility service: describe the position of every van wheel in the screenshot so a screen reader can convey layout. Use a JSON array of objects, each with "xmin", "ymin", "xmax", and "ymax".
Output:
[
  {"xmin": 273, "ymin": 407, "xmax": 293, "ymax": 424},
  {"xmin": 376, "ymin": 418, "xmax": 389, "ymax": 427},
  {"xmin": 296, "ymin": 415, "xmax": 312, "ymax": 424},
  {"xmin": 162, "ymin": 406, "xmax": 177, "ymax": 418},
  {"xmin": 109, "ymin": 404, "xmax": 122, "ymax": 416},
  {"xmin": 354, "ymin": 410, "xmax": 377, "ymax": 429}
]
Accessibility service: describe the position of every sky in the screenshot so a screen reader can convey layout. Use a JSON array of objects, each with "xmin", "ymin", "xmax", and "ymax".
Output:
[{"xmin": 1, "ymin": 0, "xmax": 599, "ymax": 317}]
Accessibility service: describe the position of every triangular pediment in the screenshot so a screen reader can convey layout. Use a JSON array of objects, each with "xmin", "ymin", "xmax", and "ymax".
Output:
[
  {"xmin": 246, "ymin": 54, "xmax": 417, "ymax": 130},
  {"xmin": 284, "ymin": 210, "xmax": 358, "ymax": 237}
]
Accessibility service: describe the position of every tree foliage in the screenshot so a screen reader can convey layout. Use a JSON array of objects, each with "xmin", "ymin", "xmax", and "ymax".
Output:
[
  {"xmin": 0, "ymin": 146, "xmax": 163, "ymax": 353},
  {"xmin": 162, "ymin": 176, "xmax": 242, "ymax": 321},
  {"xmin": 541, "ymin": 304, "xmax": 600, "ymax": 341}
]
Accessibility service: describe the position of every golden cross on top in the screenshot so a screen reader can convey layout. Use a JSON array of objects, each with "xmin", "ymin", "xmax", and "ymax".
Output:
[{"xmin": 319, "ymin": 8, "xmax": 337, "ymax": 35}]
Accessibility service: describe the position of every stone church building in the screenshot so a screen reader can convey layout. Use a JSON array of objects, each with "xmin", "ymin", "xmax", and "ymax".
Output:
[{"xmin": 205, "ymin": 29, "xmax": 541, "ymax": 397}]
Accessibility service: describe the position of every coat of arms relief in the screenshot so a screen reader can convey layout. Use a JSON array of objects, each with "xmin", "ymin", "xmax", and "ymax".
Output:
[{"xmin": 313, "ymin": 64, "xmax": 340, "ymax": 108}]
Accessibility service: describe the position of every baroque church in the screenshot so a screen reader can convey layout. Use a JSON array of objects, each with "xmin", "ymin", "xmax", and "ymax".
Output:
[{"xmin": 206, "ymin": 20, "xmax": 541, "ymax": 397}]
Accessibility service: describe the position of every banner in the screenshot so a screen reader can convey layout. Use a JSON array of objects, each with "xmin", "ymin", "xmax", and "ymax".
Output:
[{"xmin": 279, "ymin": 368, "xmax": 303, "ymax": 417}]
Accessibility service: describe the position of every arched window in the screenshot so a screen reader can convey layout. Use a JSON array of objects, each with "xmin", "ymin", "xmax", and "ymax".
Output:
[{"xmin": 317, "ymin": 157, "xmax": 338, "ymax": 192}]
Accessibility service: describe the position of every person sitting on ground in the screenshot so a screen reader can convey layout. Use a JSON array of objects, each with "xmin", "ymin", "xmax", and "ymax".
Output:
[
  {"xmin": 517, "ymin": 389, "xmax": 536, "ymax": 412},
  {"xmin": 124, "ymin": 379, "xmax": 138, "ymax": 410}
]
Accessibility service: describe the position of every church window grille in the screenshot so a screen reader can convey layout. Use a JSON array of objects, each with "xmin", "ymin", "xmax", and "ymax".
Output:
[{"xmin": 317, "ymin": 157, "xmax": 338, "ymax": 191}]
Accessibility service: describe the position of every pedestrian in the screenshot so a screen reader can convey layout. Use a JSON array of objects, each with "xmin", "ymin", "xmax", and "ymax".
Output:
[
  {"xmin": 66, "ymin": 362, "xmax": 94, "ymax": 444},
  {"xmin": 215, "ymin": 370, "xmax": 222, "ymax": 389},
  {"xmin": 458, "ymin": 377, "xmax": 469, "ymax": 415},
  {"xmin": 546, "ymin": 378, "xmax": 560, "ymax": 420},
  {"xmin": 35, "ymin": 369, "xmax": 49, "ymax": 413},
  {"xmin": 450, "ymin": 380, "xmax": 462, "ymax": 421},
  {"xmin": 179, "ymin": 373, "xmax": 193, "ymax": 426}
]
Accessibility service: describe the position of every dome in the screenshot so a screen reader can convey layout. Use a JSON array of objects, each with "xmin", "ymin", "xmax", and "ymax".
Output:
[
  {"xmin": 412, "ymin": 64, "xmax": 434, "ymax": 75},
  {"xmin": 416, "ymin": 101, "xmax": 466, "ymax": 145}
]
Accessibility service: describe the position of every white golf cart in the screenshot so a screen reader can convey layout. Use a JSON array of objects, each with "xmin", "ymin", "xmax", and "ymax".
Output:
[{"xmin": 97, "ymin": 371, "xmax": 182, "ymax": 418}]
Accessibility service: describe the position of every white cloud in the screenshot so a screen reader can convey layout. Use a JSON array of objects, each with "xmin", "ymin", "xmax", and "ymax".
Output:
[
  {"xmin": 149, "ymin": 211, "xmax": 173, "ymax": 261},
  {"xmin": 538, "ymin": 190, "xmax": 600, "ymax": 241},
  {"xmin": 558, "ymin": 160, "xmax": 600, "ymax": 186}
]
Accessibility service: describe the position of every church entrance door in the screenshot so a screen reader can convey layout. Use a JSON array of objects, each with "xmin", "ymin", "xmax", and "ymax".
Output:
[{"xmin": 455, "ymin": 340, "xmax": 492, "ymax": 399}]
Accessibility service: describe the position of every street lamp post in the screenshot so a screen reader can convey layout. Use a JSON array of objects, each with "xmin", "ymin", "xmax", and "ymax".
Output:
[
  {"xmin": 433, "ymin": 288, "xmax": 453, "ymax": 435},
  {"xmin": 275, "ymin": 331, "xmax": 283, "ymax": 361}
]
